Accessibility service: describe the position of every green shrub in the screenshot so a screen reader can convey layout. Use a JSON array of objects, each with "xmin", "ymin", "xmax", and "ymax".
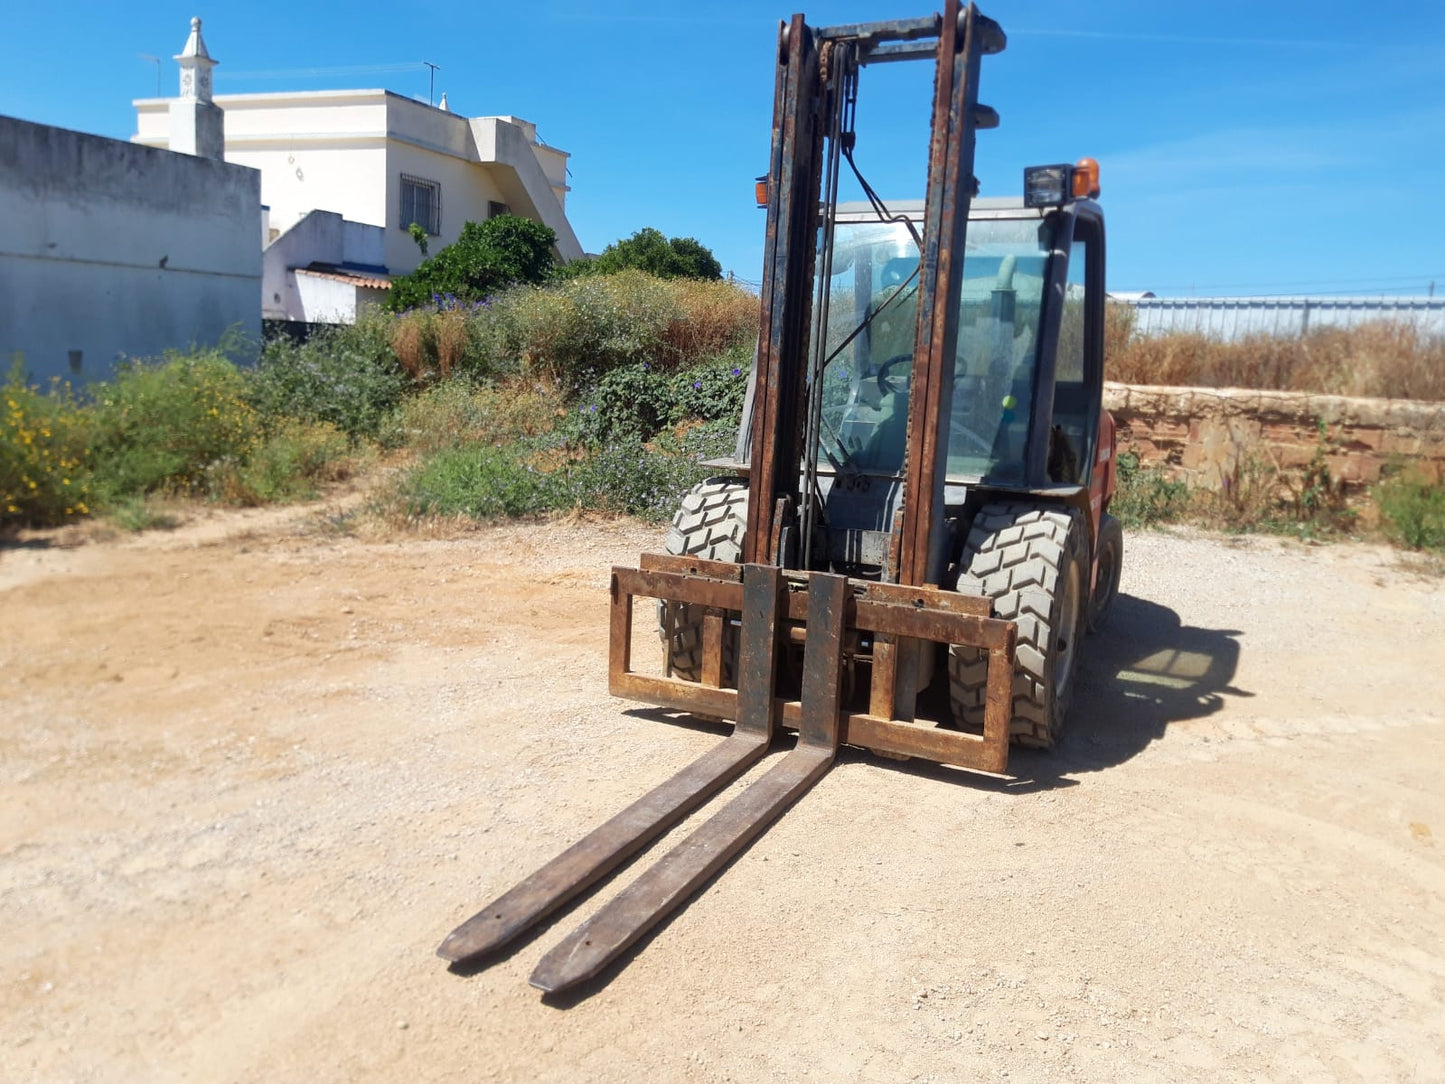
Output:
[
  {"xmin": 665, "ymin": 347, "xmax": 750, "ymax": 427},
  {"xmin": 590, "ymin": 227, "xmax": 723, "ymax": 281},
  {"xmin": 105, "ymin": 495, "xmax": 179, "ymax": 533},
  {"xmin": 566, "ymin": 364, "xmax": 669, "ymax": 446},
  {"xmin": 387, "ymin": 216, "xmax": 557, "ymax": 311},
  {"xmin": 507, "ymin": 270, "xmax": 681, "ymax": 384},
  {"xmin": 251, "ymin": 312, "xmax": 408, "ymax": 440},
  {"xmin": 1, "ymin": 364, "xmax": 91, "ymax": 526},
  {"xmin": 395, "ymin": 439, "xmax": 576, "ymax": 519},
  {"xmin": 564, "ymin": 348, "xmax": 750, "ymax": 449},
  {"xmin": 211, "ymin": 419, "xmax": 352, "ymax": 505},
  {"xmin": 392, "ymin": 409, "xmax": 734, "ymax": 525},
  {"xmin": 1112, "ymin": 452, "xmax": 1190, "ymax": 528},
  {"xmin": 88, "ymin": 351, "xmax": 260, "ymax": 503},
  {"xmin": 390, "ymin": 378, "xmax": 565, "ymax": 454},
  {"xmin": 572, "ymin": 423, "xmax": 738, "ymax": 521},
  {"xmin": 1376, "ymin": 469, "xmax": 1445, "ymax": 551}
]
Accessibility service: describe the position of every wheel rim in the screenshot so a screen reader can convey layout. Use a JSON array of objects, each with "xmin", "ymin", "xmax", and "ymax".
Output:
[{"xmin": 1055, "ymin": 557, "xmax": 1083, "ymax": 694}]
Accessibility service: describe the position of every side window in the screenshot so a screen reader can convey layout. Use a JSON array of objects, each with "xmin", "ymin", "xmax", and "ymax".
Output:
[
  {"xmin": 401, "ymin": 174, "xmax": 442, "ymax": 235},
  {"xmin": 1057, "ymin": 236, "xmax": 1086, "ymax": 383},
  {"xmin": 1047, "ymin": 223, "xmax": 1097, "ymax": 483}
]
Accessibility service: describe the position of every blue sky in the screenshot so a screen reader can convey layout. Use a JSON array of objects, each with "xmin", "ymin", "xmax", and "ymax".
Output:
[{"xmin": 4, "ymin": 1, "xmax": 1443, "ymax": 297}]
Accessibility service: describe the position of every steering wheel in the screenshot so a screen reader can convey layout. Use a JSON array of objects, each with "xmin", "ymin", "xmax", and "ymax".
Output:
[{"xmin": 876, "ymin": 355, "xmax": 912, "ymax": 397}]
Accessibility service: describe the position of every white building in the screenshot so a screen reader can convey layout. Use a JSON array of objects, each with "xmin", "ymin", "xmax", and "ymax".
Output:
[
  {"xmin": 134, "ymin": 83, "xmax": 582, "ymax": 282},
  {"xmin": 0, "ymin": 21, "xmax": 261, "ymax": 385},
  {"xmin": 260, "ymin": 210, "xmax": 390, "ymax": 324}
]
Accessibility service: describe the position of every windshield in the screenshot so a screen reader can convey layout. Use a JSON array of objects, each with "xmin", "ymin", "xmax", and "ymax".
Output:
[{"xmin": 814, "ymin": 215, "xmax": 1054, "ymax": 484}]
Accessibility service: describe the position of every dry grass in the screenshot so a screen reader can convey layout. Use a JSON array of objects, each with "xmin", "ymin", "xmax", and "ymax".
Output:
[
  {"xmin": 390, "ymin": 377, "xmax": 566, "ymax": 455},
  {"xmin": 661, "ymin": 279, "xmax": 758, "ymax": 367},
  {"xmin": 1106, "ymin": 307, "xmax": 1445, "ymax": 401},
  {"xmin": 390, "ymin": 317, "xmax": 428, "ymax": 383},
  {"xmin": 433, "ymin": 310, "xmax": 470, "ymax": 379},
  {"xmin": 389, "ymin": 309, "xmax": 474, "ymax": 383}
]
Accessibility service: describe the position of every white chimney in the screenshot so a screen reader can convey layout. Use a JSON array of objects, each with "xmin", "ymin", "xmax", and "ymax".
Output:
[{"xmin": 168, "ymin": 16, "xmax": 224, "ymax": 160}]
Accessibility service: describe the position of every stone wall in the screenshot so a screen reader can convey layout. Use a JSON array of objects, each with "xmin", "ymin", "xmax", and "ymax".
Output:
[{"xmin": 1103, "ymin": 383, "xmax": 1445, "ymax": 491}]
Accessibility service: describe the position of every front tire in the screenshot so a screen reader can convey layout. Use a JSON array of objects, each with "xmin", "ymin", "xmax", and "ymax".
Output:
[
  {"xmin": 658, "ymin": 478, "xmax": 748, "ymax": 681},
  {"xmin": 947, "ymin": 502, "xmax": 1088, "ymax": 748}
]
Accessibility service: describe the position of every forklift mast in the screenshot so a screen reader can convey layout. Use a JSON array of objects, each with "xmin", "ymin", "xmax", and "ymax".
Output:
[{"xmin": 745, "ymin": 0, "xmax": 1006, "ymax": 587}]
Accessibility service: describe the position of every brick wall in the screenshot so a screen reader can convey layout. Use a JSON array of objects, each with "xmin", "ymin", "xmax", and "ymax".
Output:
[{"xmin": 1103, "ymin": 383, "xmax": 1445, "ymax": 491}]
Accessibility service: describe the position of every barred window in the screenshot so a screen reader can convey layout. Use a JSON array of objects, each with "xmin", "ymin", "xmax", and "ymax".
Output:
[
  {"xmin": 401, "ymin": 174, "xmax": 441, "ymax": 235},
  {"xmin": 487, "ymin": 200, "xmax": 510, "ymax": 219}
]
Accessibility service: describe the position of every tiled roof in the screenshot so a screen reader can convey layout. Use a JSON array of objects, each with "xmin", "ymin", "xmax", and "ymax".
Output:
[{"xmin": 295, "ymin": 264, "xmax": 392, "ymax": 289}]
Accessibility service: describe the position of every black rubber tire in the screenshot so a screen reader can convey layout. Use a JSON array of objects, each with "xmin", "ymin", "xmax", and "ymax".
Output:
[
  {"xmin": 658, "ymin": 478, "xmax": 748, "ymax": 681},
  {"xmin": 1088, "ymin": 513, "xmax": 1123, "ymax": 632},
  {"xmin": 947, "ymin": 501, "xmax": 1088, "ymax": 749}
]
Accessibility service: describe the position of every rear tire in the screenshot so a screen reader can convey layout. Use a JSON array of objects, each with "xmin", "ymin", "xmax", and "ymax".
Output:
[
  {"xmin": 1088, "ymin": 513, "xmax": 1123, "ymax": 632},
  {"xmin": 659, "ymin": 479, "xmax": 748, "ymax": 682},
  {"xmin": 947, "ymin": 502, "xmax": 1088, "ymax": 748}
]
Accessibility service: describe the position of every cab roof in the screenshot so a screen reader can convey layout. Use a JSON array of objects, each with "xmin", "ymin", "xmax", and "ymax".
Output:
[{"xmin": 835, "ymin": 197, "xmax": 1041, "ymax": 223}]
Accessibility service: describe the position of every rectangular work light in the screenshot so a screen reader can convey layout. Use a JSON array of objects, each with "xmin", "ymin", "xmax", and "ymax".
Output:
[
  {"xmin": 1023, "ymin": 158, "xmax": 1101, "ymax": 208},
  {"xmin": 1023, "ymin": 163, "xmax": 1072, "ymax": 208}
]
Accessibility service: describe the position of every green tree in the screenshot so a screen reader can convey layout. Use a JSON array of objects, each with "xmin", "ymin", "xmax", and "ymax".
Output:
[
  {"xmin": 592, "ymin": 227, "xmax": 723, "ymax": 281},
  {"xmin": 388, "ymin": 215, "xmax": 556, "ymax": 310}
]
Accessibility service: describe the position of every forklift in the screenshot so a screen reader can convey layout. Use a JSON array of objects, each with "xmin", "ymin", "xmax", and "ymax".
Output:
[{"xmin": 440, "ymin": 0, "xmax": 1121, "ymax": 994}]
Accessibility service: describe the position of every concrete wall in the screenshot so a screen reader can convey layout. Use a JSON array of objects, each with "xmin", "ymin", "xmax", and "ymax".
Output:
[
  {"xmin": 293, "ymin": 274, "xmax": 359, "ymax": 324},
  {"xmin": 0, "ymin": 114, "xmax": 261, "ymax": 385},
  {"xmin": 1105, "ymin": 383, "xmax": 1445, "ymax": 491},
  {"xmin": 262, "ymin": 210, "xmax": 386, "ymax": 321},
  {"xmin": 383, "ymin": 139, "xmax": 510, "ymax": 275},
  {"xmin": 230, "ymin": 143, "xmax": 390, "ymax": 238}
]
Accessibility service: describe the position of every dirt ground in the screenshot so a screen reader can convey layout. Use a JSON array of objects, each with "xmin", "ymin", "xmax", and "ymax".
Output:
[{"xmin": 3, "ymin": 497, "xmax": 1443, "ymax": 1083}]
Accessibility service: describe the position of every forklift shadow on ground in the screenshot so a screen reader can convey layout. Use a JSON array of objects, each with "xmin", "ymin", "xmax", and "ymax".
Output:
[
  {"xmin": 1062, "ymin": 592, "xmax": 1248, "ymax": 763},
  {"xmin": 1001, "ymin": 591, "xmax": 1247, "ymax": 789}
]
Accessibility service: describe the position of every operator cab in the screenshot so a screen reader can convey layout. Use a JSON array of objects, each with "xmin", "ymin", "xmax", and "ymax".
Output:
[{"xmin": 817, "ymin": 192, "xmax": 1105, "ymax": 495}]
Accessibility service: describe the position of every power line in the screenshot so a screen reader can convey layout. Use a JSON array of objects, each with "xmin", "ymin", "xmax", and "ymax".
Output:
[{"xmin": 218, "ymin": 62, "xmax": 428, "ymax": 81}]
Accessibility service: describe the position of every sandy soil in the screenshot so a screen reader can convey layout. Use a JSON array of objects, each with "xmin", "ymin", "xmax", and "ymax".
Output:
[{"xmin": 2, "ymin": 499, "xmax": 1443, "ymax": 1083}]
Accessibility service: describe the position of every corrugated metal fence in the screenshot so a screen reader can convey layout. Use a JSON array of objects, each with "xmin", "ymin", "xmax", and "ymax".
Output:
[{"xmin": 1118, "ymin": 296, "xmax": 1445, "ymax": 340}]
